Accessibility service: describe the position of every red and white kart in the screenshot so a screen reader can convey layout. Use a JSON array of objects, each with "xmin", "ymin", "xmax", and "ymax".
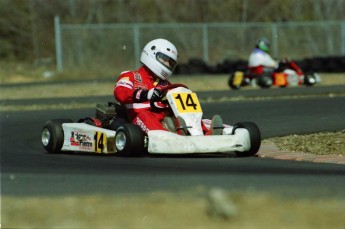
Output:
[
  {"xmin": 228, "ymin": 60, "xmax": 321, "ymax": 89},
  {"xmin": 41, "ymin": 84, "xmax": 261, "ymax": 157}
]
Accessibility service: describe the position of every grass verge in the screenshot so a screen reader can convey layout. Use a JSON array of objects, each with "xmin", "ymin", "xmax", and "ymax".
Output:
[{"xmin": 2, "ymin": 189, "xmax": 345, "ymax": 228}]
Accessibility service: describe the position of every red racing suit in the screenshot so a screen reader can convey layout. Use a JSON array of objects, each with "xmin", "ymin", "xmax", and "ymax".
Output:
[{"xmin": 114, "ymin": 66, "xmax": 171, "ymax": 133}]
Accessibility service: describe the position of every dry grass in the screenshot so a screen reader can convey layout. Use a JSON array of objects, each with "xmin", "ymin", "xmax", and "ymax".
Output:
[{"xmin": 2, "ymin": 190, "xmax": 345, "ymax": 229}]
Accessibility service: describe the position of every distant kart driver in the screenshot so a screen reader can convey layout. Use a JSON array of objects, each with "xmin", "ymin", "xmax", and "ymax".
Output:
[
  {"xmin": 248, "ymin": 37, "xmax": 278, "ymax": 75},
  {"xmin": 114, "ymin": 38, "xmax": 223, "ymax": 135}
]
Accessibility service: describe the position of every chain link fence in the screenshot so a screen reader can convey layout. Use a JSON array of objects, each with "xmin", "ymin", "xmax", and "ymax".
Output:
[{"xmin": 55, "ymin": 17, "xmax": 345, "ymax": 74}]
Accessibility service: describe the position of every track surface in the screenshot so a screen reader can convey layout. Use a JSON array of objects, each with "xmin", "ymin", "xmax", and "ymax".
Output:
[{"xmin": 1, "ymin": 86, "xmax": 345, "ymax": 197}]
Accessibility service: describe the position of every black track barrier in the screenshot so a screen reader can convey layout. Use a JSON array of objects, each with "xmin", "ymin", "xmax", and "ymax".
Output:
[{"xmin": 175, "ymin": 56, "xmax": 345, "ymax": 75}]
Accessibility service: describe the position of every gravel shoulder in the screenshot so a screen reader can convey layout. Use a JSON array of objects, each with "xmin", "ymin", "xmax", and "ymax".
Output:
[{"xmin": 268, "ymin": 130, "xmax": 345, "ymax": 156}]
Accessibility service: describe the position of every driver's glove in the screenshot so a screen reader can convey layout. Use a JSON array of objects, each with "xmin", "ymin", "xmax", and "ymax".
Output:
[
  {"xmin": 133, "ymin": 88, "xmax": 162, "ymax": 102},
  {"xmin": 147, "ymin": 88, "xmax": 162, "ymax": 101}
]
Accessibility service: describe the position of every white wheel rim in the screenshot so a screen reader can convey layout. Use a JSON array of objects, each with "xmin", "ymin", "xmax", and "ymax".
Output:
[
  {"xmin": 266, "ymin": 78, "xmax": 272, "ymax": 85},
  {"xmin": 309, "ymin": 77, "xmax": 316, "ymax": 84},
  {"xmin": 41, "ymin": 128, "xmax": 51, "ymax": 147},
  {"xmin": 115, "ymin": 132, "xmax": 126, "ymax": 151}
]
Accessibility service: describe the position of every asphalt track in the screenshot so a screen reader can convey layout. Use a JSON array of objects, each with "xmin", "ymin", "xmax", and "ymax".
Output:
[{"xmin": 1, "ymin": 85, "xmax": 345, "ymax": 197}]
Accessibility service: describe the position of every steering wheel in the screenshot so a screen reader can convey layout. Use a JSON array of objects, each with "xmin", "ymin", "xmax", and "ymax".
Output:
[
  {"xmin": 150, "ymin": 83, "xmax": 189, "ymax": 110},
  {"xmin": 160, "ymin": 83, "xmax": 189, "ymax": 93}
]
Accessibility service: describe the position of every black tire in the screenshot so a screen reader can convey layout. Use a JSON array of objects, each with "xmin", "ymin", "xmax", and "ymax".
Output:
[
  {"xmin": 257, "ymin": 74, "xmax": 273, "ymax": 88},
  {"xmin": 232, "ymin": 122, "xmax": 261, "ymax": 157},
  {"xmin": 41, "ymin": 119, "xmax": 73, "ymax": 154},
  {"xmin": 109, "ymin": 117, "xmax": 127, "ymax": 131},
  {"xmin": 304, "ymin": 73, "xmax": 317, "ymax": 86},
  {"xmin": 115, "ymin": 124, "xmax": 146, "ymax": 157},
  {"xmin": 228, "ymin": 72, "xmax": 242, "ymax": 90}
]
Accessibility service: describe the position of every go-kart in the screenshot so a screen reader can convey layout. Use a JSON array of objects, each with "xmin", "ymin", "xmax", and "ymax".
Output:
[
  {"xmin": 228, "ymin": 60, "xmax": 321, "ymax": 89},
  {"xmin": 41, "ymin": 84, "xmax": 261, "ymax": 157}
]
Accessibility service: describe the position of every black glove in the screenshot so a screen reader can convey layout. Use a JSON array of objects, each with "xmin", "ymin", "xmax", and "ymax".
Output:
[
  {"xmin": 147, "ymin": 88, "xmax": 163, "ymax": 102},
  {"xmin": 132, "ymin": 88, "xmax": 162, "ymax": 102}
]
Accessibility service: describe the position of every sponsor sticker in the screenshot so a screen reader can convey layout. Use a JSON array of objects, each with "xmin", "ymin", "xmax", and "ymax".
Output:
[
  {"xmin": 135, "ymin": 117, "xmax": 149, "ymax": 133},
  {"xmin": 70, "ymin": 131, "xmax": 93, "ymax": 150},
  {"xmin": 159, "ymin": 80, "xmax": 168, "ymax": 87},
  {"xmin": 134, "ymin": 72, "xmax": 142, "ymax": 83}
]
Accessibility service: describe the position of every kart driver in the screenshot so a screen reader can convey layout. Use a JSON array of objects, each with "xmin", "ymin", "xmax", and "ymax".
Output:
[
  {"xmin": 248, "ymin": 37, "xmax": 279, "ymax": 75},
  {"xmin": 114, "ymin": 38, "xmax": 223, "ymax": 135}
]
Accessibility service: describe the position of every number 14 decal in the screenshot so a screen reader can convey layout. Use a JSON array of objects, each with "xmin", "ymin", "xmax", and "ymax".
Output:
[
  {"xmin": 94, "ymin": 131, "xmax": 106, "ymax": 153},
  {"xmin": 173, "ymin": 93, "xmax": 202, "ymax": 113}
]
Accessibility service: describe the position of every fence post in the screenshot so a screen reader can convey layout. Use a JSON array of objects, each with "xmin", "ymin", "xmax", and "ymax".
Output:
[
  {"xmin": 271, "ymin": 23, "xmax": 278, "ymax": 58},
  {"xmin": 341, "ymin": 21, "xmax": 345, "ymax": 55},
  {"xmin": 54, "ymin": 15, "xmax": 63, "ymax": 72},
  {"xmin": 202, "ymin": 24, "xmax": 209, "ymax": 63},
  {"xmin": 133, "ymin": 25, "xmax": 141, "ymax": 69}
]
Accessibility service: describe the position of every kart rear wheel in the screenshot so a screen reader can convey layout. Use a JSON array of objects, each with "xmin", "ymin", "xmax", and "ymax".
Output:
[
  {"xmin": 257, "ymin": 75, "xmax": 273, "ymax": 88},
  {"xmin": 232, "ymin": 122, "xmax": 261, "ymax": 157},
  {"xmin": 41, "ymin": 119, "xmax": 73, "ymax": 154},
  {"xmin": 115, "ymin": 124, "xmax": 146, "ymax": 157}
]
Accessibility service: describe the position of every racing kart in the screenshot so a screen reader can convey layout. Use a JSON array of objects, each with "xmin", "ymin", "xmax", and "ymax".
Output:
[
  {"xmin": 41, "ymin": 84, "xmax": 261, "ymax": 157},
  {"xmin": 228, "ymin": 60, "xmax": 321, "ymax": 89}
]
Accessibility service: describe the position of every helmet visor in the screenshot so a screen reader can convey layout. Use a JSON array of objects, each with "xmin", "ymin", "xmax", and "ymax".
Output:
[{"xmin": 156, "ymin": 52, "xmax": 177, "ymax": 71}]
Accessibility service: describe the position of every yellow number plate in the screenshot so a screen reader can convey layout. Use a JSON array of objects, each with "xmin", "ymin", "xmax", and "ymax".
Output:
[
  {"xmin": 233, "ymin": 71, "xmax": 244, "ymax": 86},
  {"xmin": 172, "ymin": 93, "xmax": 202, "ymax": 113}
]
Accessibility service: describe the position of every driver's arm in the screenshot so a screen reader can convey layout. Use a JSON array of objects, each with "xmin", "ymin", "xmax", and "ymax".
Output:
[
  {"xmin": 114, "ymin": 72, "xmax": 136, "ymax": 104},
  {"xmin": 114, "ymin": 73, "xmax": 162, "ymax": 104}
]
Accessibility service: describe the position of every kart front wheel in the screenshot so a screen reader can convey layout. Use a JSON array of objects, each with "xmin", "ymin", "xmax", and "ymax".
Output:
[
  {"xmin": 115, "ymin": 124, "xmax": 146, "ymax": 157},
  {"xmin": 41, "ymin": 119, "xmax": 73, "ymax": 154},
  {"xmin": 232, "ymin": 122, "xmax": 261, "ymax": 157},
  {"xmin": 304, "ymin": 73, "xmax": 317, "ymax": 86}
]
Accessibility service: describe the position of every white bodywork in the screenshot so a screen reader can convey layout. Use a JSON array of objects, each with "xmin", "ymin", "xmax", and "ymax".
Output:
[
  {"xmin": 283, "ymin": 69, "xmax": 321, "ymax": 86},
  {"xmin": 59, "ymin": 122, "xmax": 251, "ymax": 154},
  {"xmin": 148, "ymin": 128, "xmax": 250, "ymax": 154},
  {"xmin": 61, "ymin": 123, "xmax": 116, "ymax": 154},
  {"xmin": 284, "ymin": 69, "xmax": 300, "ymax": 86}
]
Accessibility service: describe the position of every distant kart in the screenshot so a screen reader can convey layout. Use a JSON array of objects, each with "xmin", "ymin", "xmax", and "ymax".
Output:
[
  {"xmin": 228, "ymin": 60, "xmax": 321, "ymax": 89},
  {"xmin": 41, "ymin": 84, "xmax": 261, "ymax": 157}
]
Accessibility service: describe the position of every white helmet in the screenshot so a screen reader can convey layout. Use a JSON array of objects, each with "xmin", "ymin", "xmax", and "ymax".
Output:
[{"xmin": 140, "ymin": 38, "xmax": 178, "ymax": 80}]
